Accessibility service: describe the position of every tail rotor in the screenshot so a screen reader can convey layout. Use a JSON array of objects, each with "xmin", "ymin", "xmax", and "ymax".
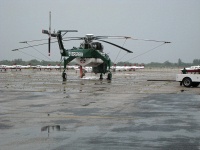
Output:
[{"xmin": 42, "ymin": 11, "xmax": 52, "ymax": 56}]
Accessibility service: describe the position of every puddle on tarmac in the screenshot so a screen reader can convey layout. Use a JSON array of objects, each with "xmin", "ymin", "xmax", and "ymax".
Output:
[{"xmin": 0, "ymin": 123, "xmax": 13, "ymax": 130}]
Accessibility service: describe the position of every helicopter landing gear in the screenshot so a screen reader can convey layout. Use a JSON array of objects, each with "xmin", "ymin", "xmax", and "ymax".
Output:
[
  {"xmin": 62, "ymin": 71, "xmax": 67, "ymax": 81},
  {"xmin": 107, "ymin": 72, "xmax": 112, "ymax": 80},
  {"xmin": 99, "ymin": 73, "xmax": 103, "ymax": 80}
]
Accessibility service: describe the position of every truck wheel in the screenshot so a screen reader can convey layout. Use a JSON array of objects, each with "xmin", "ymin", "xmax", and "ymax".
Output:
[
  {"xmin": 182, "ymin": 77, "xmax": 192, "ymax": 87},
  {"xmin": 192, "ymin": 82, "xmax": 199, "ymax": 87}
]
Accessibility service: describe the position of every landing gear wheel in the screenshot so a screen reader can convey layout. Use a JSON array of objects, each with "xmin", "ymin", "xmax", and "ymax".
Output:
[
  {"xmin": 182, "ymin": 77, "xmax": 192, "ymax": 87},
  {"xmin": 107, "ymin": 72, "xmax": 112, "ymax": 80},
  {"xmin": 99, "ymin": 73, "xmax": 103, "ymax": 80},
  {"xmin": 62, "ymin": 72, "xmax": 67, "ymax": 81}
]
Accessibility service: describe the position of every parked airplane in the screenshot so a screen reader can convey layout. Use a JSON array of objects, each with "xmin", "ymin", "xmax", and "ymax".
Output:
[
  {"xmin": 111, "ymin": 64, "xmax": 144, "ymax": 72},
  {"xmin": 0, "ymin": 65, "xmax": 13, "ymax": 71},
  {"xmin": 35, "ymin": 64, "xmax": 62, "ymax": 70},
  {"xmin": 0, "ymin": 64, "xmax": 63, "ymax": 71},
  {"xmin": 0, "ymin": 64, "xmax": 31, "ymax": 71}
]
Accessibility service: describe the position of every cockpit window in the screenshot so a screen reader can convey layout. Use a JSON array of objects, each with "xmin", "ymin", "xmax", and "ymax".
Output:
[
  {"xmin": 80, "ymin": 43, "xmax": 91, "ymax": 49},
  {"xmin": 91, "ymin": 42, "xmax": 104, "ymax": 51}
]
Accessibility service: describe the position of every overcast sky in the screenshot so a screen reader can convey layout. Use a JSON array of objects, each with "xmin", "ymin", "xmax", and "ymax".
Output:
[{"xmin": 0, "ymin": 0, "xmax": 200, "ymax": 63}]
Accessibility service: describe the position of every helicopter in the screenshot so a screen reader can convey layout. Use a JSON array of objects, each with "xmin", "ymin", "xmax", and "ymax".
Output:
[
  {"xmin": 12, "ymin": 30, "xmax": 170, "ymax": 81},
  {"xmin": 42, "ymin": 29, "xmax": 133, "ymax": 81},
  {"xmin": 12, "ymin": 12, "xmax": 170, "ymax": 81}
]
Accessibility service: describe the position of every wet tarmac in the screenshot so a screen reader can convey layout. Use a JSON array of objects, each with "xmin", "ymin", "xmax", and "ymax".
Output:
[{"xmin": 0, "ymin": 69, "xmax": 200, "ymax": 150}]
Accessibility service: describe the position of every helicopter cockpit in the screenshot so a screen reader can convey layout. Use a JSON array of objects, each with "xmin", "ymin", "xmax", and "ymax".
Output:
[
  {"xmin": 91, "ymin": 42, "xmax": 104, "ymax": 52},
  {"xmin": 80, "ymin": 42, "xmax": 104, "ymax": 52}
]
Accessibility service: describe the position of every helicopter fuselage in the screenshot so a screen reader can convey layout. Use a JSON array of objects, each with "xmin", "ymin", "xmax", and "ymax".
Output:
[{"xmin": 63, "ymin": 48, "xmax": 111, "ymax": 74}]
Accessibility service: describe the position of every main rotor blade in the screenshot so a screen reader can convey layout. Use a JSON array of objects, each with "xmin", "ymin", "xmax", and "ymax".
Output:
[
  {"xmin": 19, "ymin": 37, "xmax": 57, "ymax": 43},
  {"xmin": 97, "ymin": 39, "xmax": 133, "ymax": 53},
  {"xmin": 130, "ymin": 38, "xmax": 171, "ymax": 43},
  {"xmin": 63, "ymin": 37, "xmax": 84, "ymax": 40},
  {"xmin": 95, "ymin": 36, "xmax": 131, "ymax": 40},
  {"xmin": 62, "ymin": 38, "xmax": 84, "ymax": 41},
  {"xmin": 12, "ymin": 41, "xmax": 58, "ymax": 51},
  {"xmin": 62, "ymin": 36, "xmax": 131, "ymax": 40}
]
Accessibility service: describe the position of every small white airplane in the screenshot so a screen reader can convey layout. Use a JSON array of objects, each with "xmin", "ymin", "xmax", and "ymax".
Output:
[
  {"xmin": 0, "ymin": 64, "xmax": 31, "ymax": 70},
  {"xmin": 0, "ymin": 65, "xmax": 12, "ymax": 70},
  {"xmin": 14, "ymin": 65, "xmax": 31, "ymax": 69},
  {"xmin": 0, "ymin": 64, "xmax": 64, "ymax": 71},
  {"xmin": 111, "ymin": 65, "xmax": 145, "ymax": 72},
  {"xmin": 36, "ymin": 65, "xmax": 48, "ymax": 69},
  {"xmin": 35, "ymin": 64, "xmax": 62, "ymax": 70}
]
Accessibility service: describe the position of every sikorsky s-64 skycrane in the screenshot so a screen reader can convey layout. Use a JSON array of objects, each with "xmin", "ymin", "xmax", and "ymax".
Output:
[{"xmin": 42, "ymin": 29, "xmax": 133, "ymax": 81}]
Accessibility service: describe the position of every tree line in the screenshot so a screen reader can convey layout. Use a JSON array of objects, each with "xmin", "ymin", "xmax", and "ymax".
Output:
[
  {"xmin": 0, "ymin": 58, "xmax": 199, "ymax": 67},
  {"xmin": 145, "ymin": 59, "xmax": 200, "ymax": 67}
]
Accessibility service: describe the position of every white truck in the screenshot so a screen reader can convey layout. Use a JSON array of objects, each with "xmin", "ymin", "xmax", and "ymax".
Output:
[
  {"xmin": 176, "ymin": 66, "xmax": 200, "ymax": 87},
  {"xmin": 176, "ymin": 74, "xmax": 200, "ymax": 87}
]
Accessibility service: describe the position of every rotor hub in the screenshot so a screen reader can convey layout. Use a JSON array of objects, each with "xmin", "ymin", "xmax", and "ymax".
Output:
[{"xmin": 85, "ymin": 34, "xmax": 94, "ymax": 42}]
